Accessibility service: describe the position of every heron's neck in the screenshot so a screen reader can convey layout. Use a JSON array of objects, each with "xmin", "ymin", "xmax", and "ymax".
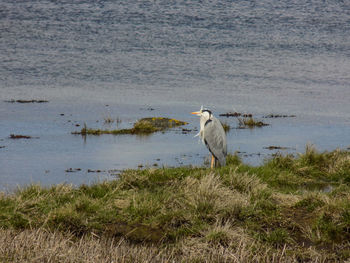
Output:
[{"xmin": 199, "ymin": 116, "xmax": 210, "ymax": 140}]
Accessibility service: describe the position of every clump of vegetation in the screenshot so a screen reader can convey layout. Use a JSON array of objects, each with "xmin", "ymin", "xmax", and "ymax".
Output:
[
  {"xmin": 9, "ymin": 134, "xmax": 35, "ymax": 139},
  {"xmin": 1, "ymin": 146, "xmax": 350, "ymax": 262},
  {"xmin": 5, "ymin": 99, "xmax": 48, "ymax": 103},
  {"xmin": 264, "ymin": 146, "xmax": 293, "ymax": 150},
  {"xmin": 263, "ymin": 114, "xmax": 296, "ymax": 118},
  {"xmin": 219, "ymin": 112, "xmax": 253, "ymax": 118},
  {"xmin": 238, "ymin": 117, "xmax": 269, "ymax": 128},
  {"xmin": 103, "ymin": 116, "xmax": 114, "ymax": 124},
  {"xmin": 103, "ymin": 115, "xmax": 122, "ymax": 125},
  {"xmin": 220, "ymin": 121, "xmax": 230, "ymax": 133},
  {"xmin": 72, "ymin": 117, "xmax": 188, "ymax": 136}
]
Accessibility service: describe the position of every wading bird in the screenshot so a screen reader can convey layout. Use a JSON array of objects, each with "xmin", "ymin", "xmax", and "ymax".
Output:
[{"xmin": 191, "ymin": 106, "xmax": 227, "ymax": 168}]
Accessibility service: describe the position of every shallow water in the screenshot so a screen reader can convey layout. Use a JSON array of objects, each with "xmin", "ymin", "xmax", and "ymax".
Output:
[{"xmin": 1, "ymin": 0, "xmax": 350, "ymax": 191}]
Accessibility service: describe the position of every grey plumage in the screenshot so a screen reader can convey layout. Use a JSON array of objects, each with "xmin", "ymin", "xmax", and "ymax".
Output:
[
  {"xmin": 203, "ymin": 116, "xmax": 227, "ymax": 166},
  {"xmin": 192, "ymin": 106, "xmax": 227, "ymax": 167}
]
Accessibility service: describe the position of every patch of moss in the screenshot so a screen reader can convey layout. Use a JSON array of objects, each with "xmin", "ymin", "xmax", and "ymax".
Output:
[{"xmin": 72, "ymin": 117, "xmax": 188, "ymax": 136}]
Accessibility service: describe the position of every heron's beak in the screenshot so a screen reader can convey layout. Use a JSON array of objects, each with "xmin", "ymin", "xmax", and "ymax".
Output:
[{"xmin": 191, "ymin": 111, "xmax": 201, "ymax": 115}]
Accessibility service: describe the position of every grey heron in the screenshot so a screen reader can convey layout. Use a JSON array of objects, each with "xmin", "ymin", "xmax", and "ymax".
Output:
[{"xmin": 191, "ymin": 106, "xmax": 227, "ymax": 168}]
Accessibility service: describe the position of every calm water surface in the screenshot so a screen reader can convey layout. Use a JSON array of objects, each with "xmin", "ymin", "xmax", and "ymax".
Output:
[{"xmin": 1, "ymin": 0, "xmax": 350, "ymax": 191}]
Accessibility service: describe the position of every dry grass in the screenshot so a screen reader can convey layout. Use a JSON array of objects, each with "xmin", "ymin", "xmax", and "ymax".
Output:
[
  {"xmin": 0, "ymin": 228, "xmax": 334, "ymax": 263},
  {"xmin": 0, "ymin": 228, "xmax": 173, "ymax": 263}
]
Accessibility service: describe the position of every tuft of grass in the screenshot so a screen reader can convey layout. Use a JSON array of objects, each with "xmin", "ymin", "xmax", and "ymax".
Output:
[
  {"xmin": 103, "ymin": 116, "xmax": 114, "ymax": 124},
  {"xmin": 1, "ymin": 146, "xmax": 350, "ymax": 261},
  {"xmin": 103, "ymin": 116, "xmax": 122, "ymax": 125},
  {"xmin": 264, "ymin": 228, "xmax": 292, "ymax": 247},
  {"xmin": 220, "ymin": 121, "xmax": 230, "ymax": 133},
  {"xmin": 225, "ymin": 153, "xmax": 242, "ymax": 166},
  {"xmin": 238, "ymin": 117, "xmax": 269, "ymax": 128},
  {"xmin": 72, "ymin": 117, "xmax": 188, "ymax": 136}
]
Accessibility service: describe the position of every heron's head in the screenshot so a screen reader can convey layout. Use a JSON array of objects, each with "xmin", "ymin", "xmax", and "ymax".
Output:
[{"xmin": 191, "ymin": 106, "xmax": 212, "ymax": 120}]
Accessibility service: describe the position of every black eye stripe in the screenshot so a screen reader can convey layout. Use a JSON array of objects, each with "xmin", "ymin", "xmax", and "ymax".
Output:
[
  {"xmin": 202, "ymin": 109, "xmax": 212, "ymax": 115},
  {"xmin": 202, "ymin": 110, "xmax": 212, "ymax": 118}
]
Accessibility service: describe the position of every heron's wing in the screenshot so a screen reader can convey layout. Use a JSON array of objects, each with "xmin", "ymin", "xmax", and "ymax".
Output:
[{"xmin": 203, "ymin": 117, "xmax": 227, "ymax": 165}]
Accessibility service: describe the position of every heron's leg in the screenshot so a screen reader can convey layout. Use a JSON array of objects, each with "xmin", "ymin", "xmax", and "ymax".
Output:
[{"xmin": 211, "ymin": 155, "xmax": 215, "ymax": 168}]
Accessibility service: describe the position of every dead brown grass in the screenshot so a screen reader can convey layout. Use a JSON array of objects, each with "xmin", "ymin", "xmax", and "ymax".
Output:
[
  {"xmin": 0, "ymin": 228, "xmax": 172, "ymax": 263},
  {"xmin": 0, "ymin": 228, "xmax": 333, "ymax": 263}
]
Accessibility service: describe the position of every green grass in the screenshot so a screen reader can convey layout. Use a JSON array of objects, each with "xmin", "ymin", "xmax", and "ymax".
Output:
[
  {"xmin": 220, "ymin": 121, "xmax": 230, "ymax": 133},
  {"xmin": 1, "ymin": 146, "xmax": 350, "ymax": 261},
  {"xmin": 238, "ymin": 117, "xmax": 269, "ymax": 128},
  {"xmin": 72, "ymin": 117, "xmax": 188, "ymax": 135}
]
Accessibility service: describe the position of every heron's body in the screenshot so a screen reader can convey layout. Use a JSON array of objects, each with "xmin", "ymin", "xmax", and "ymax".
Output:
[{"xmin": 192, "ymin": 107, "xmax": 227, "ymax": 168}]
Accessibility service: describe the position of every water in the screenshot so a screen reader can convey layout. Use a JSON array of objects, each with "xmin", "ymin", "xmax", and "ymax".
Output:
[{"xmin": 1, "ymin": 0, "xmax": 350, "ymax": 191}]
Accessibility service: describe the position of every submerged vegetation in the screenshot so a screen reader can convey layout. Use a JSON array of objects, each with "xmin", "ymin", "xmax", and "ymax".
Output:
[
  {"xmin": 1, "ymin": 146, "xmax": 350, "ymax": 262},
  {"xmin": 72, "ymin": 117, "xmax": 188, "ymax": 136}
]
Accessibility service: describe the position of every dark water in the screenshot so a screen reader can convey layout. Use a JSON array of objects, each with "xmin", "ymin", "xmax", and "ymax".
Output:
[{"xmin": 1, "ymin": 1, "xmax": 350, "ymax": 191}]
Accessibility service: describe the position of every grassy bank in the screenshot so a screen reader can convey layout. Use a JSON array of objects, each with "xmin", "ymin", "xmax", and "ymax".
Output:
[{"xmin": 1, "ymin": 146, "xmax": 350, "ymax": 262}]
